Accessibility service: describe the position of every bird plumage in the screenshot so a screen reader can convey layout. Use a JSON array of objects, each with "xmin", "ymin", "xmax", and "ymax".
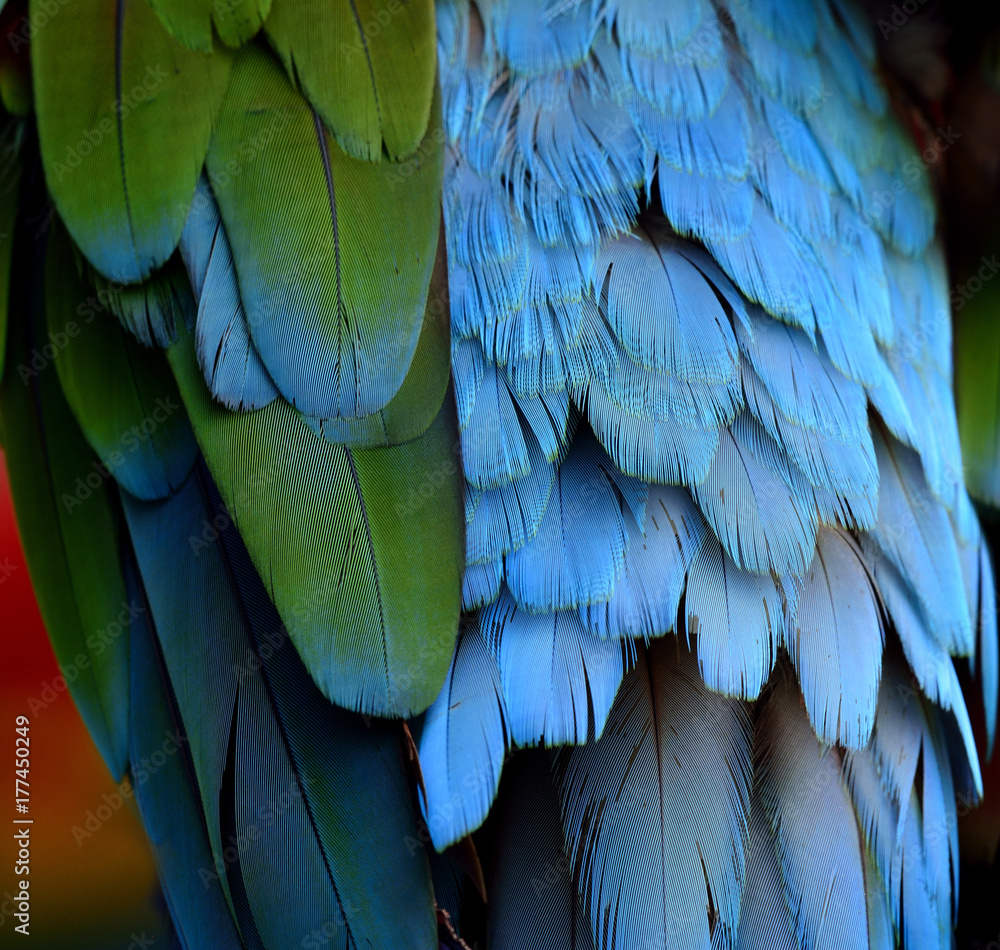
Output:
[{"xmin": 0, "ymin": 0, "xmax": 995, "ymax": 947}]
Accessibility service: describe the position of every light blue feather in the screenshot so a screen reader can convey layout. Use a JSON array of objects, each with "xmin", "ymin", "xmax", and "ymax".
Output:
[
  {"xmin": 690, "ymin": 414, "xmax": 818, "ymax": 576},
  {"xmin": 465, "ymin": 428, "xmax": 556, "ymax": 564},
  {"xmin": 657, "ymin": 166, "xmax": 755, "ymax": 242},
  {"xmin": 786, "ymin": 527, "xmax": 883, "ymax": 749},
  {"xmin": 491, "ymin": 0, "xmax": 594, "ymax": 77},
  {"xmin": 736, "ymin": 794, "xmax": 798, "ymax": 950},
  {"xmin": 598, "ymin": 224, "xmax": 740, "ymax": 381},
  {"xmin": 869, "ymin": 429, "xmax": 973, "ymax": 656},
  {"xmin": 179, "ymin": 178, "xmax": 278, "ymax": 411},
  {"xmin": 686, "ymin": 535, "xmax": 788, "ymax": 701},
  {"xmin": 557, "ymin": 640, "xmax": 752, "ymax": 950},
  {"xmin": 757, "ymin": 672, "xmax": 870, "ymax": 950},
  {"xmin": 419, "ymin": 622, "xmax": 508, "ymax": 850},
  {"xmin": 481, "ymin": 588, "xmax": 632, "ymax": 746},
  {"xmin": 582, "ymin": 484, "xmax": 706, "ymax": 640},
  {"xmin": 578, "ymin": 378, "xmax": 721, "ymax": 483},
  {"xmin": 462, "ymin": 559, "xmax": 504, "ymax": 611},
  {"xmin": 505, "ymin": 430, "xmax": 642, "ymax": 611}
]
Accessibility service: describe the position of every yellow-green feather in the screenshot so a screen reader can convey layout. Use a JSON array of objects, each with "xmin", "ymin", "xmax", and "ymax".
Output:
[
  {"xmin": 31, "ymin": 0, "xmax": 232, "ymax": 283},
  {"xmin": 265, "ymin": 0, "xmax": 436, "ymax": 161}
]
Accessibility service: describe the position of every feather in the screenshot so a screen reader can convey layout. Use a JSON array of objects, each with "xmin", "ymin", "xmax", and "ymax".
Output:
[
  {"xmin": 125, "ymin": 547, "xmax": 242, "ymax": 949},
  {"xmin": 32, "ymin": 0, "xmax": 232, "ymax": 282},
  {"xmin": 868, "ymin": 428, "xmax": 972, "ymax": 657},
  {"xmin": 557, "ymin": 638, "xmax": 752, "ymax": 950},
  {"xmin": 481, "ymin": 588, "xmax": 632, "ymax": 747},
  {"xmin": 265, "ymin": 0, "xmax": 436, "ymax": 161},
  {"xmin": 206, "ymin": 42, "xmax": 442, "ymax": 419},
  {"xmin": 146, "ymin": 0, "xmax": 270, "ymax": 51},
  {"xmin": 736, "ymin": 793, "xmax": 798, "ymax": 950},
  {"xmin": 167, "ymin": 323, "xmax": 463, "ymax": 718},
  {"xmin": 465, "ymin": 427, "xmax": 556, "ymax": 564},
  {"xmin": 786, "ymin": 527, "xmax": 883, "ymax": 749},
  {"xmin": 123, "ymin": 464, "xmax": 440, "ymax": 949},
  {"xmin": 488, "ymin": 750, "xmax": 594, "ymax": 950},
  {"xmin": 578, "ymin": 377, "xmax": 721, "ymax": 483},
  {"xmin": 46, "ymin": 225, "xmax": 197, "ymax": 501},
  {"xmin": 491, "ymin": 0, "xmax": 594, "ymax": 77},
  {"xmin": 689, "ymin": 414, "xmax": 818, "ymax": 577},
  {"xmin": 505, "ymin": 429, "xmax": 642, "ymax": 611},
  {"xmin": 735, "ymin": 306, "xmax": 868, "ymax": 443},
  {"xmin": 597, "ymin": 224, "xmax": 739, "ymax": 382},
  {"xmin": 1, "ymin": 217, "xmax": 130, "ymax": 778},
  {"xmin": 582, "ymin": 484, "xmax": 706, "ymax": 640},
  {"xmin": 306, "ymin": 235, "xmax": 452, "ymax": 448},
  {"xmin": 686, "ymin": 534, "xmax": 786, "ymax": 701},
  {"xmin": 419, "ymin": 622, "xmax": 508, "ymax": 849},
  {"xmin": 179, "ymin": 177, "xmax": 279, "ymax": 412},
  {"xmin": 462, "ymin": 559, "xmax": 503, "ymax": 611},
  {"xmin": 756, "ymin": 669, "xmax": 870, "ymax": 950}
]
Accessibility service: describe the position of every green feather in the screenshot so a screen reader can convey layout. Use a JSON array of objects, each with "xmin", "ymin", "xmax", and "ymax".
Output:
[
  {"xmin": 47, "ymin": 224, "xmax": 198, "ymax": 501},
  {"xmin": 304, "ymin": 227, "xmax": 451, "ymax": 447},
  {"xmin": 0, "ymin": 224, "xmax": 130, "ymax": 779},
  {"xmin": 264, "ymin": 0, "xmax": 436, "ymax": 161},
  {"xmin": 31, "ymin": 0, "xmax": 232, "ymax": 283},
  {"xmin": 146, "ymin": 0, "xmax": 271, "ymax": 53},
  {"xmin": 0, "ymin": 119, "xmax": 22, "ymax": 385},
  {"xmin": 166, "ymin": 322, "xmax": 463, "ymax": 718},
  {"xmin": 205, "ymin": 41, "xmax": 443, "ymax": 420},
  {"xmin": 956, "ymin": 277, "xmax": 1000, "ymax": 506}
]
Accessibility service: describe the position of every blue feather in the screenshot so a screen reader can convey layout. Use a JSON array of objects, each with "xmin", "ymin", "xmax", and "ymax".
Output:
[
  {"xmin": 602, "ymin": 0, "xmax": 714, "ymax": 56},
  {"xmin": 690, "ymin": 414, "xmax": 818, "ymax": 576},
  {"xmin": 505, "ymin": 430, "xmax": 642, "ymax": 611},
  {"xmin": 462, "ymin": 559, "xmax": 503, "ymax": 611},
  {"xmin": 735, "ymin": 304, "xmax": 868, "ymax": 442},
  {"xmin": 491, "ymin": 0, "xmax": 594, "ymax": 77},
  {"xmin": 869, "ymin": 429, "xmax": 973, "ymax": 656},
  {"xmin": 123, "ymin": 468, "xmax": 439, "ymax": 948},
  {"xmin": 125, "ymin": 547, "xmax": 243, "ymax": 950},
  {"xmin": 706, "ymin": 198, "xmax": 816, "ymax": 332},
  {"xmin": 786, "ymin": 527, "xmax": 883, "ymax": 749},
  {"xmin": 461, "ymin": 351, "xmax": 533, "ymax": 489},
  {"xmin": 557, "ymin": 639, "xmax": 752, "ymax": 950},
  {"xmin": 488, "ymin": 750, "xmax": 594, "ymax": 950},
  {"xmin": 598, "ymin": 224, "xmax": 740, "ymax": 381},
  {"xmin": 736, "ymin": 794, "xmax": 798, "ymax": 950},
  {"xmin": 757, "ymin": 672, "xmax": 870, "ymax": 950},
  {"xmin": 741, "ymin": 361, "xmax": 877, "ymax": 503},
  {"xmin": 657, "ymin": 166, "xmax": 755, "ymax": 242},
  {"xmin": 481, "ymin": 588, "xmax": 632, "ymax": 746},
  {"xmin": 419, "ymin": 622, "xmax": 508, "ymax": 849},
  {"xmin": 578, "ymin": 377, "xmax": 721, "ymax": 483},
  {"xmin": 582, "ymin": 484, "xmax": 706, "ymax": 640},
  {"xmin": 759, "ymin": 94, "xmax": 838, "ymax": 191},
  {"xmin": 465, "ymin": 428, "xmax": 556, "ymax": 564},
  {"xmin": 635, "ymin": 81, "xmax": 751, "ymax": 181},
  {"xmin": 686, "ymin": 535, "xmax": 786, "ymax": 701},
  {"xmin": 734, "ymin": 16, "xmax": 823, "ymax": 114},
  {"xmin": 180, "ymin": 178, "xmax": 278, "ymax": 412},
  {"xmin": 977, "ymin": 538, "xmax": 998, "ymax": 755}
]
